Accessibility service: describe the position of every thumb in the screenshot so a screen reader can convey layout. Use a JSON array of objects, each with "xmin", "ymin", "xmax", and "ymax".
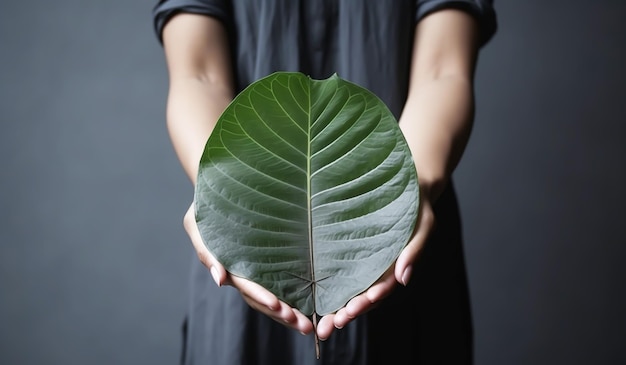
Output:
[
  {"xmin": 183, "ymin": 203, "xmax": 227, "ymax": 286},
  {"xmin": 394, "ymin": 200, "xmax": 434, "ymax": 285}
]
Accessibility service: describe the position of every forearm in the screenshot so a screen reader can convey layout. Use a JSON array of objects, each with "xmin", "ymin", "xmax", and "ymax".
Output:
[
  {"xmin": 166, "ymin": 78, "xmax": 233, "ymax": 184},
  {"xmin": 162, "ymin": 13, "xmax": 234, "ymax": 185},
  {"xmin": 399, "ymin": 74, "xmax": 474, "ymax": 200},
  {"xmin": 399, "ymin": 9, "xmax": 479, "ymax": 200}
]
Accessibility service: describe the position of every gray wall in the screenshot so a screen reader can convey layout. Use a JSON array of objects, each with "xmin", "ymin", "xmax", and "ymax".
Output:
[
  {"xmin": 1, "ymin": 1, "xmax": 624, "ymax": 365},
  {"xmin": 458, "ymin": 2, "xmax": 626, "ymax": 364}
]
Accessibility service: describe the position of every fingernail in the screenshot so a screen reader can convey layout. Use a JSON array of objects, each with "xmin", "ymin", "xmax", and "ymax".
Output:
[
  {"xmin": 401, "ymin": 266, "xmax": 412, "ymax": 286},
  {"xmin": 210, "ymin": 267, "xmax": 221, "ymax": 287}
]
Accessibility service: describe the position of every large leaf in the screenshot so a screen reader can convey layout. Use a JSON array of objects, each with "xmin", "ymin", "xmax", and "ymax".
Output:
[{"xmin": 195, "ymin": 72, "xmax": 418, "ymax": 316}]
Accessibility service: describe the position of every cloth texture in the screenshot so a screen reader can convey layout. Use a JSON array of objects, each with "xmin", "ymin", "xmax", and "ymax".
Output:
[{"xmin": 152, "ymin": 1, "xmax": 497, "ymax": 364}]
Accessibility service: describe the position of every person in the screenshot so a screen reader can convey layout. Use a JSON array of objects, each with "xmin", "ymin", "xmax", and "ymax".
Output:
[{"xmin": 152, "ymin": 1, "xmax": 497, "ymax": 364}]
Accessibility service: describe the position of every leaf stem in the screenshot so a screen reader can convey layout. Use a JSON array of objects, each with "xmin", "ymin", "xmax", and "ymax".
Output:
[{"xmin": 313, "ymin": 313, "xmax": 320, "ymax": 359}]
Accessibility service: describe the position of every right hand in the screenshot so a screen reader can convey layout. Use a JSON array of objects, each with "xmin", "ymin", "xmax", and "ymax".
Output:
[
  {"xmin": 316, "ymin": 187, "xmax": 437, "ymax": 340},
  {"xmin": 183, "ymin": 203, "xmax": 315, "ymax": 335}
]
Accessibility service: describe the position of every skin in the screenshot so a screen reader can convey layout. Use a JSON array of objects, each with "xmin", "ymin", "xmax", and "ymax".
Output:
[{"xmin": 161, "ymin": 8, "xmax": 479, "ymax": 340}]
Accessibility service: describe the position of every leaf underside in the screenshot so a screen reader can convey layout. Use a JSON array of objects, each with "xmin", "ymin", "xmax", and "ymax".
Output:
[{"xmin": 195, "ymin": 72, "xmax": 419, "ymax": 316}]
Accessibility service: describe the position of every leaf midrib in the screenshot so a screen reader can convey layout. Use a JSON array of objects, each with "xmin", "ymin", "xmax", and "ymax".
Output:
[{"xmin": 306, "ymin": 76, "xmax": 317, "ymax": 316}]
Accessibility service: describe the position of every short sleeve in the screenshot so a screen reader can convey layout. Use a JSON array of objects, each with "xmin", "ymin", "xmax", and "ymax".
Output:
[
  {"xmin": 415, "ymin": 0, "xmax": 498, "ymax": 47},
  {"xmin": 152, "ymin": 0, "xmax": 231, "ymax": 44}
]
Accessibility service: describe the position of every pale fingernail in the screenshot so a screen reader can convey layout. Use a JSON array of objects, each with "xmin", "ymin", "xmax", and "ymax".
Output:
[
  {"xmin": 210, "ymin": 267, "xmax": 221, "ymax": 287},
  {"xmin": 401, "ymin": 266, "xmax": 412, "ymax": 286}
]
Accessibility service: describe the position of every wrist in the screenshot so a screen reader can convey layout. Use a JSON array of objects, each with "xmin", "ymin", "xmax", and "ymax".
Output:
[{"xmin": 416, "ymin": 173, "xmax": 448, "ymax": 203}]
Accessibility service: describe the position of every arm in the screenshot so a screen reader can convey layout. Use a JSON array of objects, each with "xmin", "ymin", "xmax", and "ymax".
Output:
[
  {"xmin": 162, "ymin": 13, "xmax": 234, "ymax": 183},
  {"xmin": 161, "ymin": 13, "xmax": 314, "ymax": 335},
  {"xmin": 399, "ymin": 8, "xmax": 478, "ymax": 200},
  {"xmin": 317, "ymin": 9, "xmax": 480, "ymax": 339}
]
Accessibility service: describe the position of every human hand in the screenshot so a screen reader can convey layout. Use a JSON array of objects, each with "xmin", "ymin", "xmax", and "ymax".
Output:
[
  {"xmin": 182, "ymin": 203, "xmax": 315, "ymax": 335},
  {"xmin": 315, "ymin": 193, "xmax": 436, "ymax": 340}
]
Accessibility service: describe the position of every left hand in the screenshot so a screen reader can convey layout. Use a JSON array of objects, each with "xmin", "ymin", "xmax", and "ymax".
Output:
[{"xmin": 315, "ymin": 194, "xmax": 436, "ymax": 340}]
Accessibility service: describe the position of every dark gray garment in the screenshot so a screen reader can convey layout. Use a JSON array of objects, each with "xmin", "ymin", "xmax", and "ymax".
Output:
[
  {"xmin": 152, "ymin": 1, "xmax": 497, "ymax": 364},
  {"xmin": 153, "ymin": 0, "xmax": 496, "ymax": 118}
]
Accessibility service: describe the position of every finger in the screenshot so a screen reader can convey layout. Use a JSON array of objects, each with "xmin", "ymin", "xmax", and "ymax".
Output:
[
  {"xmin": 333, "ymin": 294, "xmax": 375, "ymax": 329},
  {"xmin": 232, "ymin": 275, "xmax": 281, "ymax": 311},
  {"xmin": 364, "ymin": 270, "xmax": 398, "ymax": 301},
  {"xmin": 292, "ymin": 307, "xmax": 315, "ymax": 334},
  {"xmin": 274, "ymin": 304, "xmax": 313, "ymax": 334},
  {"xmin": 316, "ymin": 314, "xmax": 336, "ymax": 340},
  {"xmin": 276, "ymin": 301, "xmax": 298, "ymax": 325},
  {"xmin": 332, "ymin": 269, "xmax": 397, "ymax": 329},
  {"xmin": 240, "ymin": 291, "xmax": 314, "ymax": 334},
  {"xmin": 394, "ymin": 203, "xmax": 434, "ymax": 285},
  {"xmin": 183, "ymin": 204, "xmax": 228, "ymax": 286},
  {"xmin": 332, "ymin": 304, "xmax": 356, "ymax": 330}
]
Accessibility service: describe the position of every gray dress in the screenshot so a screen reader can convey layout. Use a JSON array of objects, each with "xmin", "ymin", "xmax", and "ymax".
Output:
[{"xmin": 152, "ymin": 1, "xmax": 497, "ymax": 364}]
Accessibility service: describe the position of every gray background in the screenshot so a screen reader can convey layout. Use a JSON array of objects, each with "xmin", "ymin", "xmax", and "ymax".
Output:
[{"xmin": 1, "ymin": 1, "xmax": 624, "ymax": 364}]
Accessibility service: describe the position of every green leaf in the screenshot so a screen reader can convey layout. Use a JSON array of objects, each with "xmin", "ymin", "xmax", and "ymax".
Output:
[{"xmin": 195, "ymin": 72, "xmax": 419, "ymax": 316}]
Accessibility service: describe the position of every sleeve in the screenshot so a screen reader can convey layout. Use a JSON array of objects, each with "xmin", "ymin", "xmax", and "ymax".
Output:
[
  {"xmin": 415, "ymin": 0, "xmax": 498, "ymax": 47},
  {"xmin": 152, "ymin": 0, "xmax": 232, "ymax": 44}
]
